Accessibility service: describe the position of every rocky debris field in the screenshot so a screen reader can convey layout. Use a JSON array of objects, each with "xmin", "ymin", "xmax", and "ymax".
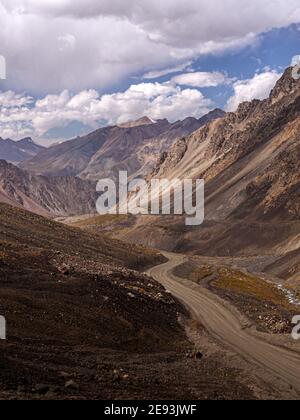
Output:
[{"xmin": 0, "ymin": 204, "xmax": 258, "ymax": 400}]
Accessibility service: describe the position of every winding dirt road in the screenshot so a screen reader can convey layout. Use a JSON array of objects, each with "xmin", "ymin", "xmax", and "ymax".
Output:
[{"xmin": 148, "ymin": 253, "xmax": 300, "ymax": 393}]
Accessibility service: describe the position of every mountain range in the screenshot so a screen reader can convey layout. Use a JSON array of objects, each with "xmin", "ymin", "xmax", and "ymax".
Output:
[
  {"xmin": 1, "ymin": 68, "xmax": 300, "ymax": 278},
  {"xmin": 0, "ymin": 109, "xmax": 224, "ymax": 216},
  {"xmin": 151, "ymin": 67, "xmax": 300, "ymax": 222},
  {"xmin": 20, "ymin": 109, "xmax": 225, "ymax": 181},
  {"xmin": 96, "ymin": 68, "xmax": 300, "ymax": 290},
  {"xmin": 1, "ymin": 67, "xmax": 300, "ymax": 400},
  {"xmin": 0, "ymin": 160, "xmax": 97, "ymax": 216},
  {"xmin": 0, "ymin": 137, "xmax": 45, "ymax": 163}
]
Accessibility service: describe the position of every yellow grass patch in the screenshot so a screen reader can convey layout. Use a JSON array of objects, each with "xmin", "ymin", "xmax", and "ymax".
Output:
[{"xmin": 214, "ymin": 268, "xmax": 292, "ymax": 309}]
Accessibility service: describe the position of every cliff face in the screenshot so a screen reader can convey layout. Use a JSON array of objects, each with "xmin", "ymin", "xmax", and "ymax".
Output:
[
  {"xmin": 0, "ymin": 160, "xmax": 97, "ymax": 216},
  {"xmin": 109, "ymin": 68, "xmax": 300, "ymax": 283},
  {"xmin": 152, "ymin": 67, "xmax": 300, "ymax": 221}
]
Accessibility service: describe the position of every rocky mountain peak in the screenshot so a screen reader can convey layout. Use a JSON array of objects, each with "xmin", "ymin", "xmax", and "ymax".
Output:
[
  {"xmin": 118, "ymin": 116, "xmax": 157, "ymax": 128},
  {"xmin": 270, "ymin": 67, "xmax": 299, "ymax": 102},
  {"xmin": 198, "ymin": 108, "xmax": 226, "ymax": 126},
  {"xmin": 18, "ymin": 137, "xmax": 34, "ymax": 144},
  {"xmin": 204, "ymin": 108, "xmax": 225, "ymax": 119}
]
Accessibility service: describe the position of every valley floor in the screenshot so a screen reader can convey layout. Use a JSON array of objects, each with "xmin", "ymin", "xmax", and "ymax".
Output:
[
  {"xmin": 59, "ymin": 212, "xmax": 300, "ymax": 399},
  {"xmin": 149, "ymin": 253, "xmax": 300, "ymax": 400},
  {"xmin": 1, "ymin": 205, "xmax": 300, "ymax": 400}
]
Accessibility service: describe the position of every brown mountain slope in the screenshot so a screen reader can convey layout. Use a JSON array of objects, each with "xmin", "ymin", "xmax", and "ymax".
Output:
[
  {"xmin": 0, "ymin": 160, "xmax": 97, "ymax": 217},
  {"xmin": 265, "ymin": 248, "xmax": 300, "ymax": 283},
  {"xmin": 153, "ymin": 68, "xmax": 300, "ymax": 222},
  {"xmin": 21, "ymin": 111, "xmax": 225, "ymax": 182},
  {"xmin": 105, "ymin": 68, "xmax": 300, "ymax": 276}
]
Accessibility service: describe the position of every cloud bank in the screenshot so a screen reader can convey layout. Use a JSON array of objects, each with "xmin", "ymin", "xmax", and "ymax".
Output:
[
  {"xmin": 0, "ymin": 81, "xmax": 213, "ymax": 140},
  {"xmin": 0, "ymin": 68, "xmax": 283, "ymax": 142},
  {"xmin": 0, "ymin": 0, "xmax": 299, "ymax": 93},
  {"xmin": 0, "ymin": 1, "xmax": 298, "ymax": 141}
]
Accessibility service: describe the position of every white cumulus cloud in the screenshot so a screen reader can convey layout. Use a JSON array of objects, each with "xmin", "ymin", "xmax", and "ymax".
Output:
[
  {"xmin": 0, "ymin": 81, "xmax": 213, "ymax": 141},
  {"xmin": 172, "ymin": 71, "xmax": 230, "ymax": 88},
  {"xmin": 226, "ymin": 70, "xmax": 282, "ymax": 111},
  {"xmin": 0, "ymin": 0, "xmax": 299, "ymax": 93}
]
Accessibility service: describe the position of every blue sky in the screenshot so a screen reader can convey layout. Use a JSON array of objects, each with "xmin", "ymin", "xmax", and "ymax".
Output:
[
  {"xmin": 44, "ymin": 24, "xmax": 300, "ymax": 142},
  {"xmin": 0, "ymin": 0, "xmax": 300, "ymax": 144},
  {"xmin": 134, "ymin": 24, "xmax": 300, "ymax": 111}
]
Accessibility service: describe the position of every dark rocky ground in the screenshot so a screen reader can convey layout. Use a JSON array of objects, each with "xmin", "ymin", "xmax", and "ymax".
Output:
[{"xmin": 0, "ymin": 204, "xmax": 257, "ymax": 400}]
